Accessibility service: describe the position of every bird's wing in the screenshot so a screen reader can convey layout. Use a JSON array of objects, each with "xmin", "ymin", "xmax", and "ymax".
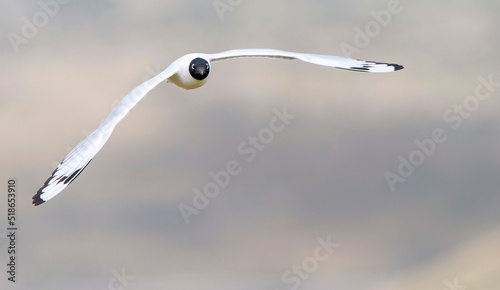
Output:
[
  {"xmin": 33, "ymin": 65, "xmax": 178, "ymax": 205},
  {"xmin": 208, "ymin": 48, "xmax": 403, "ymax": 72}
]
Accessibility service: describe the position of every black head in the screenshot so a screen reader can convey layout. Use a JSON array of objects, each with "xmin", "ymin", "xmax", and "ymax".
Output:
[{"xmin": 189, "ymin": 57, "xmax": 210, "ymax": 80}]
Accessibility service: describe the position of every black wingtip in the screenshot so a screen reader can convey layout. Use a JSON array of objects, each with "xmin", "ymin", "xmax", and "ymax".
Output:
[
  {"xmin": 32, "ymin": 159, "xmax": 94, "ymax": 207},
  {"xmin": 33, "ymin": 173, "xmax": 52, "ymax": 206},
  {"xmin": 390, "ymin": 63, "xmax": 404, "ymax": 71},
  {"xmin": 32, "ymin": 191, "xmax": 45, "ymax": 206}
]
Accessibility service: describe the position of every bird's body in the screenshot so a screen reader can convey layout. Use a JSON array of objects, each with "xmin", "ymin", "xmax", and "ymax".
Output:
[{"xmin": 33, "ymin": 48, "xmax": 403, "ymax": 206}]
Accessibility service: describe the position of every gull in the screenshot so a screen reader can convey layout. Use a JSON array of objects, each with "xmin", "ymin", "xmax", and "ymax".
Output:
[{"xmin": 33, "ymin": 48, "xmax": 403, "ymax": 205}]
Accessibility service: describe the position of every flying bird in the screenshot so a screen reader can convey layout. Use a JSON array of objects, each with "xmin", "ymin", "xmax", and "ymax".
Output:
[{"xmin": 33, "ymin": 48, "xmax": 403, "ymax": 206}]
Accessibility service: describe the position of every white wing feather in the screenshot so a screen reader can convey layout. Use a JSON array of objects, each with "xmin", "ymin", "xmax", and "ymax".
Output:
[
  {"xmin": 33, "ymin": 66, "xmax": 177, "ymax": 205},
  {"xmin": 208, "ymin": 49, "xmax": 403, "ymax": 72},
  {"xmin": 35, "ymin": 48, "xmax": 402, "ymax": 205}
]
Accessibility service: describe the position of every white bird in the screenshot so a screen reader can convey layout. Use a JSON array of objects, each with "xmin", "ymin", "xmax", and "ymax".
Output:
[{"xmin": 33, "ymin": 48, "xmax": 403, "ymax": 205}]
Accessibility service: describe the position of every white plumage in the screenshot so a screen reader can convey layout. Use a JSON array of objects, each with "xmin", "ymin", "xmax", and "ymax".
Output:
[{"xmin": 33, "ymin": 48, "xmax": 403, "ymax": 205}]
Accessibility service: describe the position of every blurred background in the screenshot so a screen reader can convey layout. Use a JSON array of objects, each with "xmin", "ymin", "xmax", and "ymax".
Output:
[{"xmin": 1, "ymin": 0, "xmax": 499, "ymax": 289}]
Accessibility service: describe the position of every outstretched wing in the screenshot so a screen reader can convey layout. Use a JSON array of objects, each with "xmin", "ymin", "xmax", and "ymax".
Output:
[
  {"xmin": 33, "ymin": 66, "xmax": 177, "ymax": 206},
  {"xmin": 208, "ymin": 49, "xmax": 403, "ymax": 72},
  {"xmin": 34, "ymin": 48, "xmax": 402, "ymax": 206}
]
